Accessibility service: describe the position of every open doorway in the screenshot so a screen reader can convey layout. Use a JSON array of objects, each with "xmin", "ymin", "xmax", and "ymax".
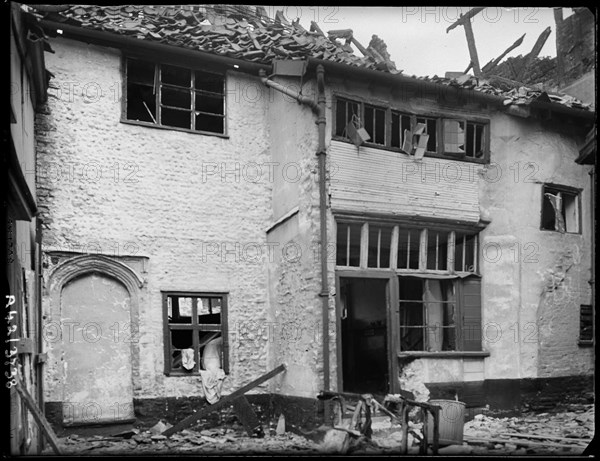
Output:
[{"xmin": 339, "ymin": 277, "xmax": 389, "ymax": 394}]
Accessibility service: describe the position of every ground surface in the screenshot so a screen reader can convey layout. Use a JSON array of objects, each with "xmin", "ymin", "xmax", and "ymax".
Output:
[{"xmin": 43, "ymin": 403, "xmax": 594, "ymax": 455}]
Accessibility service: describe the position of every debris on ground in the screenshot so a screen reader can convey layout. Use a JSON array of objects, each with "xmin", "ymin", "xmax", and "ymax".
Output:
[{"xmin": 42, "ymin": 403, "xmax": 594, "ymax": 455}]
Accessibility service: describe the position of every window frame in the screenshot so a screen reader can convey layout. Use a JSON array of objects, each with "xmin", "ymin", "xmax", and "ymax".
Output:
[
  {"xmin": 122, "ymin": 56, "xmax": 228, "ymax": 137},
  {"xmin": 578, "ymin": 304, "xmax": 593, "ymax": 346},
  {"xmin": 540, "ymin": 183, "xmax": 582, "ymax": 234},
  {"xmin": 162, "ymin": 291, "xmax": 229, "ymax": 376},
  {"xmin": 332, "ymin": 95, "xmax": 490, "ymax": 164},
  {"xmin": 335, "ymin": 220, "xmax": 479, "ymax": 276},
  {"xmin": 441, "ymin": 118, "xmax": 489, "ymax": 161}
]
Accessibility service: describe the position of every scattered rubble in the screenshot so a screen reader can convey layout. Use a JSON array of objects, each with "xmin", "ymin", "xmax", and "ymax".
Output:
[{"xmin": 43, "ymin": 402, "xmax": 594, "ymax": 455}]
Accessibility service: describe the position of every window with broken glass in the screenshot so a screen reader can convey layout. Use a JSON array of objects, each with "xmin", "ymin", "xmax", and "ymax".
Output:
[
  {"xmin": 333, "ymin": 97, "xmax": 489, "ymax": 162},
  {"xmin": 162, "ymin": 292, "xmax": 228, "ymax": 375},
  {"xmin": 125, "ymin": 57, "xmax": 225, "ymax": 135},
  {"xmin": 541, "ymin": 184, "xmax": 581, "ymax": 233},
  {"xmin": 442, "ymin": 119, "xmax": 486, "ymax": 159},
  {"xmin": 336, "ymin": 220, "xmax": 482, "ymax": 352}
]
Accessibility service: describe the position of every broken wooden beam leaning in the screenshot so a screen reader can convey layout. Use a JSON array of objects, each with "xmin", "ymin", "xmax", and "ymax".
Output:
[
  {"xmin": 162, "ymin": 364, "xmax": 286, "ymax": 437},
  {"xmin": 14, "ymin": 380, "xmax": 63, "ymax": 455},
  {"xmin": 482, "ymin": 33, "xmax": 526, "ymax": 75},
  {"xmin": 516, "ymin": 26, "xmax": 552, "ymax": 81},
  {"xmin": 447, "ymin": 8, "xmax": 485, "ymax": 77}
]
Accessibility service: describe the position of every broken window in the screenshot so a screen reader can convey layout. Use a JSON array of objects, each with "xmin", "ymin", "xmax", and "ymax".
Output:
[
  {"xmin": 416, "ymin": 117, "xmax": 437, "ymax": 152},
  {"xmin": 442, "ymin": 120, "xmax": 487, "ymax": 159},
  {"xmin": 579, "ymin": 304, "xmax": 593, "ymax": 344},
  {"xmin": 541, "ymin": 185, "xmax": 580, "ymax": 233},
  {"xmin": 363, "ymin": 104, "xmax": 386, "ymax": 145},
  {"xmin": 163, "ymin": 292, "xmax": 228, "ymax": 375},
  {"xmin": 335, "ymin": 98, "xmax": 360, "ymax": 137},
  {"xmin": 398, "ymin": 276, "xmax": 481, "ymax": 352},
  {"xmin": 125, "ymin": 57, "xmax": 225, "ymax": 134},
  {"xmin": 391, "ymin": 111, "xmax": 412, "ymax": 149}
]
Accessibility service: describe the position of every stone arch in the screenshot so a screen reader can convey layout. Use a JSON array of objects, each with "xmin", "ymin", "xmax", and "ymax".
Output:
[
  {"xmin": 48, "ymin": 254, "xmax": 144, "ymax": 298},
  {"xmin": 45, "ymin": 254, "xmax": 144, "ymax": 423}
]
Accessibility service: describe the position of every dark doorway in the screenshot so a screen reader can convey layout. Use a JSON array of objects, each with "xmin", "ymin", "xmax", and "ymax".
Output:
[{"xmin": 339, "ymin": 277, "xmax": 389, "ymax": 394}]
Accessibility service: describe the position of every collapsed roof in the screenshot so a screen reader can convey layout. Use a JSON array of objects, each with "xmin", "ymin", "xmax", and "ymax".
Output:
[
  {"xmin": 30, "ymin": 4, "xmax": 398, "ymax": 72},
  {"xmin": 30, "ymin": 4, "xmax": 593, "ymax": 113}
]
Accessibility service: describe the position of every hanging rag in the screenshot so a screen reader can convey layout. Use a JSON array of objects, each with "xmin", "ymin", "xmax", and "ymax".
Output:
[{"xmin": 181, "ymin": 348, "xmax": 195, "ymax": 370}]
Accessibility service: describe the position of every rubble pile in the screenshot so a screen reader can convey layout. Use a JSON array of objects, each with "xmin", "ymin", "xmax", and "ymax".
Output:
[
  {"xmin": 462, "ymin": 403, "xmax": 594, "ymax": 455},
  {"xmin": 48, "ymin": 422, "xmax": 320, "ymax": 455},
  {"xmin": 415, "ymin": 74, "xmax": 592, "ymax": 110}
]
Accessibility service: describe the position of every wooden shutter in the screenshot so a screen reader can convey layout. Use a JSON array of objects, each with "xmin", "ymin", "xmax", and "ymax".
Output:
[{"xmin": 460, "ymin": 277, "xmax": 482, "ymax": 351}]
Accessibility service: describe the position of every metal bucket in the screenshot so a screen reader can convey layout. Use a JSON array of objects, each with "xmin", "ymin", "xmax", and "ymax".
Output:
[{"xmin": 427, "ymin": 399, "xmax": 466, "ymax": 446}]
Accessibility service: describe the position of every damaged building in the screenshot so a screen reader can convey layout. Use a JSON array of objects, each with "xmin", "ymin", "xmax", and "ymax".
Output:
[{"xmin": 5, "ymin": 4, "xmax": 595, "ymax": 454}]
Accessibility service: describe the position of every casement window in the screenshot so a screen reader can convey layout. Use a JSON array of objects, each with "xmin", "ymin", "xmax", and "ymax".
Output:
[
  {"xmin": 333, "ymin": 97, "xmax": 489, "ymax": 163},
  {"xmin": 391, "ymin": 111, "xmax": 412, "ymax": 149},
  {"xmin": 336, "ymin": 222, "xmax": 479, "ymax": 274},
  {"xmin": 162, "ymin": 292, "xmax": 228, "ymax": 375},
  {"xmin": 579, "ymin": 304, "xmax": 593, "ymax": 345},
  {"xmin": 125, "ymin": 57, "xmax": 225, "ymax": 135},
  {"xmin": 398, "ymin": 276, "xmax": 481, "ymax": 352},
  {"xmin": 442, "ymin": 119, "xmax": 487, "ymax": 159},
  {"xmin": 541, "ymin": 184, "xmax": 581, "ymax": 233}
]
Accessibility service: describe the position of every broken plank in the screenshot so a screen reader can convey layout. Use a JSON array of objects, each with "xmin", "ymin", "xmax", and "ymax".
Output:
[
  {"xmin": 464, "ymin": 435, "xmax": 586, "ymax": 449},
  {"xmin": 497, "ymin": 432, "xmax": 591, "ymax": 444},
  {"xmin": 515, "ymin": 26, "xmax": 552, "ymax": 81},
  {"xmin": 232, "ymin": 395, "xmax": 262, "ymax": 437},
  {"xmin": 163, "ymin": 364, "xmax": 286, "ymax": 437},
  {"xmin": 482, "ymin": 34, "xmax": 526, "ymax": 74},
  {"xmin": 14, "ymin": 381, "xmax": 63, "ymax": 455}
]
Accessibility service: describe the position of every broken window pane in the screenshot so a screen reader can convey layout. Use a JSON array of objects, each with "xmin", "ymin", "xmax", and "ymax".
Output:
[
  {"xmin": 195, "ymin": 70, "xmax": 224, "ymax": 94},
  {"xmin": 198, "ymin": 298, "xmax": 221, "ymax": 325},
  {"xmin": 426, "ymin": 230, "xmax": 449, "ymax": 271},
  {"xmin": 367, "ymin": 225, "xmax": 393, "ymax": 268},
  {"xmin": 466, "ymin": 122, "xmax": 486, "ymax": 158},
  {"xmin": 195, "ymin": 114, "xmax": 224, "ymax": 133},
  {"xmin": 126, "ymin": 83, "xmax": 156, "ymax": 123},
  {"xmin": 335, "ymin": 98, "xmax": 360, "ymax": 137},
  {"xmin": 336, "ymin": 222, "xmax": 362, "ymax": 266},
  {"xmin": 542, "ymin": 186, "xmax": 580, "ymax": 233},
  {"xmin": 127, "ymin": 58, "xmax": 155, "ymax": 85},
  {"xmin": 162, "ymin": 107, "xmax": 191, "ymax": 129},
  {"xmin": 391, "ymin": 112, "xmax": 411, "ymax": 149},
  {"xmin": 195, "ymin": 93, "xmax": 224, "ymax": 115},
  {"xmin": 364, "ymin": 104, "xmax": 386, "ymax": 145},
  {"xmin": 161, "ymin": 87, "xmax": 191, "ymax": 109},
  {"xmin": 443, "ymin": 119, "xmax": 465, "ymax": 154},
  {"xmin": 417, "ymin": 117, "xmax": 437, "ymax": 152},
  {"xmin": 161, "ymin": 64, "xmax": 191, "ymax": 88},
  {"xmin": 397, "ymin": 228, "xmax": 420, "ymax": 270}
]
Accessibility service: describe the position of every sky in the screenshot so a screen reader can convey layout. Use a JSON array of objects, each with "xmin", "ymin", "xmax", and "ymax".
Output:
[{"xmin": 274, "ymin": 6, "xmax": 562, "ymax": 77}]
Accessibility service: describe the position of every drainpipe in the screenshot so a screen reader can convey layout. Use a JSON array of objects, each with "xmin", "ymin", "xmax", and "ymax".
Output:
[{"xmin": 259, "ymin": 66, "xmax": 330, "ymax": 391}]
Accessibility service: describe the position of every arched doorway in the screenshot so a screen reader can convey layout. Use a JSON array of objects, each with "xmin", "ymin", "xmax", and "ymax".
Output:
[{"xmin": 61, "ymin": 272, "xmax": 135, "ymax": 425}]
